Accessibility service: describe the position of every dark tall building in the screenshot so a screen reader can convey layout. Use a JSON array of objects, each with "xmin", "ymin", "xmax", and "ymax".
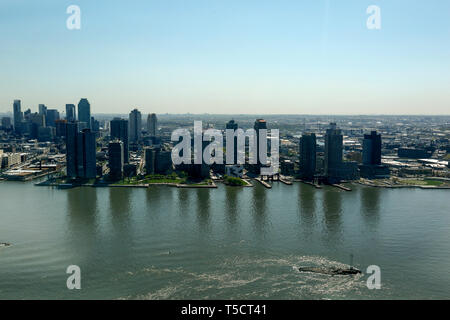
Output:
[
  {"xmin": 144, "ymin": 147, "xmax": 157, "ymax": 175},
  {"xmin": 110, "ymin": 118, "xmax": 129, "ymax": 163},
  {"xmin": 66, "ymin": 122, "xmax": 79, "ymax": 178},
  {"xmin": 324, "ymin": 123, "xmax": 343, "ymax": 182},
  {"xmin": 55, "ymin": 119, "xmax": 67, "ymax": 138},
  {"xmin": 66, "ymin": 124, "xmax": 96, "ymax": 179},
  {"xmin": 299, "ymin": 133, "xmax": 317, "ymax": 180},
  {"xmin": 145, "ymin": 147, "xmax": 172, "ymax": 175},
  {"xmin": 30, "ymin": 112, "xmax": 46, "ymax": 139},
  {"xmin": 38, "ymin": 127, "xmax": 54, "ymax": 142},
  {"xmin": 91, "ymin": 118, "xmax": 100, "ymax": 133},
  {"xmin": 66, "ymin": 104, "xmax": 76, "ymax": 122},
  {"xmin": 13, "ymin": 99, "xmax": 23, "ymax": 134},
  {"xmin": 1, "ymin": 117, "xmax": 12, "ymax": 130},
  {"xmin": 156, "ymin": 150, "xmax": 172, "ymax": 174},
  {"xmin": 226, "ymin": 120, "xmax": 239, "ymax": 164},
  {"xmin": 108, "ymin": 141, "xmax": 124, "ymax": 180},
  {"xmin": 38, "ymin": 104, "xmax": 47, "ymax": 116},
  {"xmin": 254, "ymin": 119, "xmax": 267, "ymax": 166},
  {"xmin": 360, "ymin": 131, "xmax": 389, "ymax": 179},
  {"xmin": 363, "ymin": 131, "xmax": 382, "ymax": 165},
  {"xmin": 46, "ymin": 109, "xmax": 60, "ymax": 127},
  {"xmin": 76, "ymin": 129, "xmax": 97, "ymax": 179},
  {"xmin": 129, "ymin": 108, "xmax": 142, "ymax": 143},
  {"xmin": 147, "ymin": 113, "xmax": 157, "ymax": 136},
  {"xmin": 78, "ymin": 98, "xmax": 91, "ymax": 129}
]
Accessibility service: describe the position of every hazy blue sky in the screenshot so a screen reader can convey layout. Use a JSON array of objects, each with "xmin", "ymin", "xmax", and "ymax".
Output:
[{"xmin": 1, "ymin": 0, "xmax": 449, "ymax": 114}]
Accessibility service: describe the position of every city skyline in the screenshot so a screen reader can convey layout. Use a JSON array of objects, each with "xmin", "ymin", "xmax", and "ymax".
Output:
[
  {"xmin": 1, "ymin": 1, "xmax": 450, "ymax": 115},
  {"xmin": 1, "ymin": 1, "xmax": 450, "ymax": 304}
]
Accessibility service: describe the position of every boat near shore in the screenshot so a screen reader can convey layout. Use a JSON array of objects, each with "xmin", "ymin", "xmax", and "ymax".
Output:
[{"xmin": 0, "ymin": 243, "xmax": 11, "ymax": 248}]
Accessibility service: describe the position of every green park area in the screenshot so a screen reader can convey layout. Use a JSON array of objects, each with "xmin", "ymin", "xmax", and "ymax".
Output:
[
  {"xmin": 223, "ymin": 175, "xmax": 247, "ymax": 186},
  {"xmin": 395, "ymin": 178, "xmax": 448, "ymax": 187},
  {"xmin": 113, "ymin": 172, "xmax": 213, "ymax": 186}
]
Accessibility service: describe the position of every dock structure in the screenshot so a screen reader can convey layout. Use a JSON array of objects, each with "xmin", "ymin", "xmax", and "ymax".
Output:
[
  {"xmin": 255, "ymin": 177, "xmax": 272, "ymax": 189},
  {"xmin": 295, "ymin": 179, "xmax": 322, "ymax": 189},
  {"xmin": 331, "ymin": 184, "xmax": 352, "ymax": 191},
  {"xmin": 279, "ymin": 177, "xmax": 293, "ymax": 185}
]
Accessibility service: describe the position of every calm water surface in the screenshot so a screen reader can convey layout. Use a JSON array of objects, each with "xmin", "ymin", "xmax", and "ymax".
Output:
[{"xmin": 0, "ymin": 180, "xmax": 449, "ymax": 299}]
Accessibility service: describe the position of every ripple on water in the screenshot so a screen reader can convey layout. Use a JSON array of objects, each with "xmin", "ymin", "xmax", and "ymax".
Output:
[{"xmin": 118, "ymin": 255, "xmax": 377, "ymax": 300}]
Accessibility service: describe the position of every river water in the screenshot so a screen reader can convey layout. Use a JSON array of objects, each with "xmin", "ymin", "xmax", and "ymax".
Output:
[{"xmin": 0, "ymin": 181, "xmax": 449, "ymax": 299}]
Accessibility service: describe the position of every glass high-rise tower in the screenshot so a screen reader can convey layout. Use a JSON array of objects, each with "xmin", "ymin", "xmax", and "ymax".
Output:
[{"xmin": 77, "ymin": 98, "xmax": 91, "ymax": 129}]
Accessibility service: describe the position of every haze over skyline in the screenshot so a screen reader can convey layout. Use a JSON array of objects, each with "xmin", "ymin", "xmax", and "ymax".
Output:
[{"xmin": 1, "ymin": 0, "xmax": 449, "ymax": 115}]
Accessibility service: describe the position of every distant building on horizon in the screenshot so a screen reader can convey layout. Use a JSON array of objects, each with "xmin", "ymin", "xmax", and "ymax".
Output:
[
  {"xmin": 66, "ymin": 104, "xmax": 76, "ymax": 122},
  {"xmin": 1, "ymin": 117, "xmax": 12, "ymax": 130},
  {"xmin": 129, "ymin": 109, "xmax": 142, "ymax": 143},
  {"xmin": 147, "ymin": 113, "xmax": 157, "ymax": 136},
  {"xmin": 55, "ymin": 119, "xmax": 67, "ymax": 138},
  {"xmin": 398, "ymin": 147, "xmax": 431, "ymax": 159},
  {"xmin": 13, "ymin": 100, "xmax": 22, "ymax": 134},
  {"xmin": 46, "ymin": 109, "xmax": 60, "ymax": 127},
  {"xmin": 38, "ymin": 104, "xmax": 47, "ymax": 116}
]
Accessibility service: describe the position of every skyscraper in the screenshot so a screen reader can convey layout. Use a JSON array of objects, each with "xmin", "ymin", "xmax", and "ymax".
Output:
[
  {"xmin": 78, "ymin": 98, "xmax": 91, "ymax": 129},
  {"xmin": 254, "ymin": 119, "xmax": 267, "ymax": 165},
  {"xmin": 144, "ymin": 146, "xmax": 171, "ymax": 175},
  {"xmin": 147, "ymin": 113, "xmax": 157, "ymax": 136},
  {"xmin": 46, "ymin": 109, "xmax": 60, "ymax": 127},
  {"xmin": 91, "ymin": 118, "xmax": 100, "ymax": 133},
  {"xmin": 108, "ymin": 141, "xmax": 124, "ymax": 180},
  {"xmin": 226, "ymin": 120, "xmax": 238, "ymax": 165},
  {"xmin": 129, "ymin": 109, "xmax": 142, "ymax": 143},
  {"xmin": 66, "ymin": 122, "xmax": 79, "ymax": 178},
  {"xmin": 110, "ymin": 118, "xmax": 129, "ymax": 163},
  {"xmin": 144, "ymin": 147, "xmax": 157, "ymax": 175},
  {"xmin": 55, "ymin": 119, "xmax": 67, "ymax": 138},
  {"xmin": 324, "ymin": 122, "xmax": 343, "ymax": 182},
  {"xmin": 13, "ymin": 100, "xmax": 22, "ymax": 134},
  {"xmin": 66, "ymin": 104, "xmax": 76, "ymax": 122},
  {"xmin": 299, "ymin": 133, "xmax": 317, "ymax": 180},
  {"xmin": 76, "ymin": 129, "xmax": 97, "ymax": 179},
  {"xmin": 38, "ymin": 104, "xmax": 47, "ymax": 116},
  {"xmin": 66, "ymin": 124, "xmax": 96, "ymax": 179},
  {"xmin": 30, "ymin": 112, "xmax": 46, "ymax": 139},
  {"xmin": 360, "ymin": 130, "xmax": 389, "ymax": 179},
  {"xmin": 362, "ymin": 131, "xmax": 382, "ymax": 166}
]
